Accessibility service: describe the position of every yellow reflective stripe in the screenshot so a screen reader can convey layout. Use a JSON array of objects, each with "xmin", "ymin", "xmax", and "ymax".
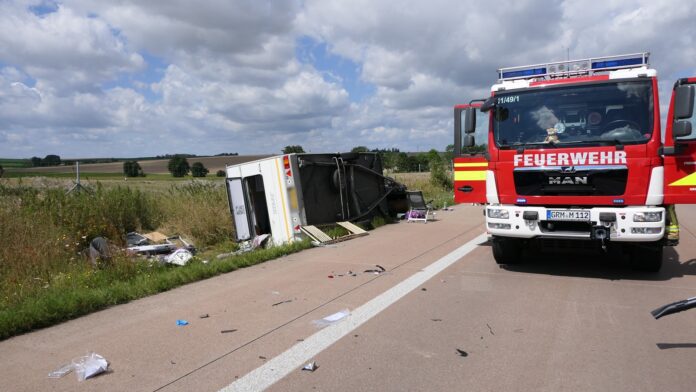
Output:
[
  {"xmin": 669, "ymin": 172, "xmax": 696, "ymax": 186},
  {"xmin": 454, "ymin": 171, "xmax": 486, "ymax": 181},
  {"xmin": 454, "ymin": 162, "xmax": 488, "ymax": 168}
]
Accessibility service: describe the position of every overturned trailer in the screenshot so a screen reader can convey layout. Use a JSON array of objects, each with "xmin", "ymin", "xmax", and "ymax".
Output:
[{"xmin": 225, "ymin": 152, "xmax": 407, "ymax": 245}]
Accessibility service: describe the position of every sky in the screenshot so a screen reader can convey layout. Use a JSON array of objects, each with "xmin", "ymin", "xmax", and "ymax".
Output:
[{"xmin": 1, "ymin": 0, "xmax": 696, "ymax": 159}]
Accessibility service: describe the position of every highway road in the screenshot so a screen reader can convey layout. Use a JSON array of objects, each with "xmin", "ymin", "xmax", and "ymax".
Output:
[{"xmin": 2, "ymin": 205, "xmax": 696, "ymax": 391}]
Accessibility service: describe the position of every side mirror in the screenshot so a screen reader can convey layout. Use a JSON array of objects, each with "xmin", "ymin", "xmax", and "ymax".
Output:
[
  {"xmin": 464, "ymin": 107, "xmax": 476, "ymax": 134},
  {"xmin": 454, "ymin": 107, "xmax": 464, "ymax": 157},
  {"xmin": 673, "ymin": 120, "xmax": 693, "ymax": 139},
  {"xmin": 674, "ymin": 85, "xmax": 695, "ymax": 119},
  {"xmin": 464, "ymin": 134, "xmax": 475, "ymax": 147},
  {"xmin": 480, "ymin": 96, "xmax": 496, "ymax": 113}
]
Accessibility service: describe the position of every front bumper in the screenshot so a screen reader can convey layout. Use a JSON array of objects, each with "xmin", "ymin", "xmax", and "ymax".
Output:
[{"xmin": 485, "ymin": 205, "xmax": 665, "ymax": 242}]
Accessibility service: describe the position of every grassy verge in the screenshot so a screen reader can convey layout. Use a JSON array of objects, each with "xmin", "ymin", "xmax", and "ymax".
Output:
[{"xmin": 0, "ymin": 240, "xmax": 310, "ymax": 340}]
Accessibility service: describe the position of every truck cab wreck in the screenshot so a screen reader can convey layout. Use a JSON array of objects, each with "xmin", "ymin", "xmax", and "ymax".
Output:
[
  {"xmin": 454, "ymin": 53, "xmax": 696, "ymax": 271},
  {"xmin": 225, "ymin": 152, "xmax": 407, "ymax": 246}
]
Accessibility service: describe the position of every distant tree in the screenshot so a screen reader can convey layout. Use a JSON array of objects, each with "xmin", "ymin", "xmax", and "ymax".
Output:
[
  {"xmin": 42, "ymin": 154, "xmax": 61, "ymax": 166},
  {"xmin": 167, "ymin": 155, "xmax": 190, "ymax": 177},
  {"xmin": 191, "ymin": 162, "xmax": 209, "ymax": 177},
  {"xmin": 30, "ymin": 156, "xmax": 42, "ymax": 167},
  {"xmin": 123, "ymin": 161, "xmax": 144, "ymax": 177},
  {"xmin": 351, "ymin": 146, "xmax": 370, "ymax": 153},
  {"xmin": 216, "ymin": 170, "xmax": 226, "ymax": 177},
  {"xmin": 282, "ymin": 145, "xmax": 305, "ymax": 154},
  {"xmin": 0, "ymin": 164, "xmax": 4, "ymax": 178}
]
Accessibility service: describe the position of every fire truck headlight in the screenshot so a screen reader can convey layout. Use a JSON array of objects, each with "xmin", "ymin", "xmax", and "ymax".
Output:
[
  {"xmin": 487, "ymin": 209, "xmax": 509, "ymax": 219},
  {"xmin": 633, "ymin": 211, "xmax": 662, "ymax": 222}
]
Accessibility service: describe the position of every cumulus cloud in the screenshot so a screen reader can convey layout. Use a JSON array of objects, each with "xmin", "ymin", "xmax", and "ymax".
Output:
[{"xmin": 0, "ymin": 0, "xmax": 695, "ymax": 158}]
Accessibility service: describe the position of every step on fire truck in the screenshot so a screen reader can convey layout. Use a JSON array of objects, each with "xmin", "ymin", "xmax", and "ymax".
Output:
[{"xmin": 453, "ymin": 53, "xmax": 696, "ymax": 271}]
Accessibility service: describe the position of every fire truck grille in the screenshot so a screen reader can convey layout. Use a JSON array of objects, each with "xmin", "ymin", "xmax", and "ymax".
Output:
[{"xmin": 513, "ymin": 166, "xmax": 628, "ymax": 196}]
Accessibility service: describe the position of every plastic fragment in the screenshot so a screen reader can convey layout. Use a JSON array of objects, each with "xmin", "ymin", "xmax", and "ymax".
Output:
[
  {"xmin": 312, "ymin": 309, "xmax": 350, "ymax": 327},
  {"xmin": 176, "ymin": 319, "xmax": 189, "ymax": 326},
  {"xmin": 302, "ymin": 361, "xmax": 318, "ymax": 372}
]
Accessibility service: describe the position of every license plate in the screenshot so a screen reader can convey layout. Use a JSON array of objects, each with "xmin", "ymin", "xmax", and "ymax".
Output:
[{"xmin": 546, "ymin": 210, "xmax": 590, "ymax": 221}]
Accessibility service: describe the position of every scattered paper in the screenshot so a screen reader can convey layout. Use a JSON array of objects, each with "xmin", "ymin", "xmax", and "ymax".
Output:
[{"xmin": 312, "ymin": 309, "xmax": 350, "ymax": 327}]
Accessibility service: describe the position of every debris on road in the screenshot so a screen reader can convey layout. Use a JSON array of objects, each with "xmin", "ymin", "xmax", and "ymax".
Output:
[
  {"xmin": 486, "ymin": 323, "xmax": 495, "ymax": 335},
  {"xmin": 221, "ymin": 329, "xmax": 237, "ymax": 334},
  {"xmin": 176, "ymin": 319, "xmax": 189, "ymax": 326},
  {"xmin": 312, "ymin": 309, "xmax": 350, "ymax": 328},
  {"xmin": 421, "ymin": 288, "xmax": 427, "ymax": 291},
  {"xmin": 199, "ymin": 314, "xmax": 209, "ymax": 319},
  {"xmin": 456, "ymin": 349, "xmax": 468, "ymax": 357},
  {"xmin": 73, "ymin": 352, "xmax": 109, "ymax": 381},
  {"xmin": 259, "ymin": 356, "xmax": 267, "ymax": 360},
  {"xmin": 50, "ymin": 353, "xmax": 110, "ymax": 381},
  {"xmin": 272, "ymin": 299, "xmax": 293, "ymax": 307},
  {"xmin": 364, "ymin": 264, "xmax": 386, "ymax": 274},
  {"xmin": 302, "ymin": 361, "xmax": 318, "ymax": 372},
  {"xmin": 48, "ymin": 363, "xmax": 74, "ymax": 379},
  {"xmin": 431, "ymin": 318, "xmax": 442, "ymax": 322}
]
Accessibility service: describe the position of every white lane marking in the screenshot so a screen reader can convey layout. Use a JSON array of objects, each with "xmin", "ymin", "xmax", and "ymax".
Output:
[{"xmin": 220, "ymin": 232, "xmax": 488, "ymax": 392}]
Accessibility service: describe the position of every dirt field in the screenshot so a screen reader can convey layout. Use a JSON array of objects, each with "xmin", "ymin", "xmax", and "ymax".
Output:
[{"xmin": 8, "ymin": 155, "xmax": 271, "ymax": 174}]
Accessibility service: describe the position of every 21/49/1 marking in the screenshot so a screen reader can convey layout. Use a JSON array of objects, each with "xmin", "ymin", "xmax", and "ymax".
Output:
[{"xmin": 546, "ymin": 210, "xmax": 590, "ymax": 221}]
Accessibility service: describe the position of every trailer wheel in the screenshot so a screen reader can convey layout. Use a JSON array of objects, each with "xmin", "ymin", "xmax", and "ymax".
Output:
[
  {"xmin": 492, "ymin": 237, "xmax": 522, "ymax": 265},
  {"xmin": 630, "ymin": 242, "xmax": 663, "ymax": 272}
]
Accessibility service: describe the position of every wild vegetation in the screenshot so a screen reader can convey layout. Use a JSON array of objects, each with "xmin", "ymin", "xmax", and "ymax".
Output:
[{"xmin": 0, "ymin": 179, "xmax": 311, "ymax": 339}]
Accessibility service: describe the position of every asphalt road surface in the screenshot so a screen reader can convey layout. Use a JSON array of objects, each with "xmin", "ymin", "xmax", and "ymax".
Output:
[{"xmin": 2, "ymin": 205, "xmax": 696, "ymax": 391}]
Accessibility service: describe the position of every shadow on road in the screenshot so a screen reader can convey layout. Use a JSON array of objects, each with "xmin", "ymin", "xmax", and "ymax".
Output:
[{"xmin": 501, "ymin": 246, "xmax": 696, "ymax": 281}]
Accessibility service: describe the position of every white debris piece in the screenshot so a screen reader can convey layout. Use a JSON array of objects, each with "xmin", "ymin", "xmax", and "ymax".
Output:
[{"xmin": 312, "ymin": 309, "xmax": 350, "ymax": 328}]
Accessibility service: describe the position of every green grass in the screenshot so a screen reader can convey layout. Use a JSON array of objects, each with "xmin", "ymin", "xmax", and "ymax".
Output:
[
  {"xmin": 0, "ymin": 240, "xmax": 311, "ymax": 340},
  {"xmin": 0, "ymin": 158, "xmax": 31, "ymax": 168},
  {"xmin": 0, "ymin": 172, "xmax": 215, "ymax": 180}
]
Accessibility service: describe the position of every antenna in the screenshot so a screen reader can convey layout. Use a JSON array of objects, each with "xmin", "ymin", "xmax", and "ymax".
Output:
[{"xmin": 67, "ymin": 161, "xmax": 90, "ymax": 194}]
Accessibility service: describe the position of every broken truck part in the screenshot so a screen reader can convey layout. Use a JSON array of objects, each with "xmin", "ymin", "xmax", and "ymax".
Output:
[{"xmin": 225, "ymin": 152, "xmax": 407, "ymax": 245}]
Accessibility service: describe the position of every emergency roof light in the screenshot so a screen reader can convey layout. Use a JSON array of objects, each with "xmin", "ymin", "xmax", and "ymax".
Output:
[{"xmin": 497, "ymin": 52, "xmax": 649, "ymax": 82}]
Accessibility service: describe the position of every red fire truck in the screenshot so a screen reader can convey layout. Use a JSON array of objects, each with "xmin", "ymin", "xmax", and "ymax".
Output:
[{"xmin": 453, "ymin": 53, "xmax": 696, "ymax": 271}]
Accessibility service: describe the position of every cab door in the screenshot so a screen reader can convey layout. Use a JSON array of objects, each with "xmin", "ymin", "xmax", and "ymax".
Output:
[
  {"xmin": 664, "ymin": 78, "xmax": 696, "ymax": 204},
  {"xmin": 453, "ymin": 103, "xmax": 489, "ymax": 204}
]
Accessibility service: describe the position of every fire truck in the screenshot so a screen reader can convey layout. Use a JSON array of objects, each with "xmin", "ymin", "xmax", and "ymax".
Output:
[{"xmin": 453, "ymin": 53, "xmax": 696, "ymax": 271}]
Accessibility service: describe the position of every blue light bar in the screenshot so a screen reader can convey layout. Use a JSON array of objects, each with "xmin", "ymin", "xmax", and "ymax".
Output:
[
  {"xmin": 500, "ymin": 67, "xmax": 546, "ymax": 79},
  {"xmin": 497, "ymin": 52, "xmax": 649, "ymax": 82},
  {"xmin": 591, "ymin": 57, "xmax": 643, "ymax": 70}
]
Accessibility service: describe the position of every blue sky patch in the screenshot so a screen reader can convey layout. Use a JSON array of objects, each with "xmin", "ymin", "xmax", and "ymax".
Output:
[
  {"xmin": 101, "ymin": 52, "xmax": 168, "ymax": 101},
  {"xmin": 29, "ymin": 1, "xmax": 59, "ymax": 16},
  {"xmin": 295, "ymin": 35, "xmax": 374, "ymax": 102}
]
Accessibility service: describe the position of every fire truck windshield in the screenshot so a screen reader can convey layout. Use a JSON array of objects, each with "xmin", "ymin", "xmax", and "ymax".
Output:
[{"xmin": 492, "ymin": 80, "xmax": 653, "ymax": 148}]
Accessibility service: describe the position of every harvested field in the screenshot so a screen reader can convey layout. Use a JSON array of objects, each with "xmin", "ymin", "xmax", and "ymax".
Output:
[{"xmin": 8, "ymin": 155, "xmax": 271, "ymax": 174}]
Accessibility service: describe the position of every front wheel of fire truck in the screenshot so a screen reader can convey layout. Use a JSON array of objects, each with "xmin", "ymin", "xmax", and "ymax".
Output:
[
  {"xmin": 492, "ymin": 236, "xmax": 523, "ymax": 265},
  {"xmin": 629, "ymin": 242, "xmax": 663, "ymax": 272}
]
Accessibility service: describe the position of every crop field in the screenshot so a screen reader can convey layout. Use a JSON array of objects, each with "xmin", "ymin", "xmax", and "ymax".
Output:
[{"xmin": 5, "ymin": 154, "xmax": 270, "ymax": 175}]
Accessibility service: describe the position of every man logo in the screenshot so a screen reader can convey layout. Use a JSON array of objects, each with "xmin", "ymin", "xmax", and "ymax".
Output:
[{"xmin": 549, "ymin": 176, "xmax": 588, "ymax": 185}]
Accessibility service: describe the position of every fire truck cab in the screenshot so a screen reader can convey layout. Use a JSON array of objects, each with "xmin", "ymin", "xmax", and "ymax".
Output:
[{"xmin": 454, "ymin": 53, "xmax": 696, "ymax": 271}]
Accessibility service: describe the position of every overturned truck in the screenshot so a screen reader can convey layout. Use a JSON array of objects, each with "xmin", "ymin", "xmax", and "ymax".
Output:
[{"xmin": 225, "ymin": 153, "xmax": 407, "ymax": 245}]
